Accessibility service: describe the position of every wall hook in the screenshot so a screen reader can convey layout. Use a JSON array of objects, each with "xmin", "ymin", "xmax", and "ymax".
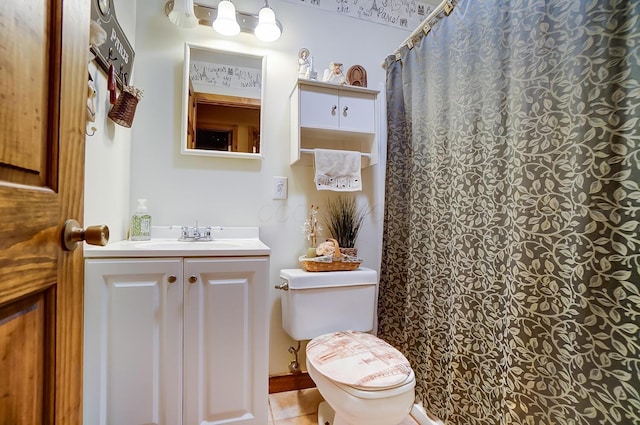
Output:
[
  {"xmin": 119, "ymin": 65, "xmax": 128, "ymax": 86},
  {"xmin": 108, "ymin": 47, "xmax": 118, "ymax": 62}
]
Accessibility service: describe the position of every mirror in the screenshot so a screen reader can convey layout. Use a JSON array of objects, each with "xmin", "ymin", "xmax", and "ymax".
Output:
[{"xmin": 181, "ymin": 43, "xmax": 265, "ymax": 159}]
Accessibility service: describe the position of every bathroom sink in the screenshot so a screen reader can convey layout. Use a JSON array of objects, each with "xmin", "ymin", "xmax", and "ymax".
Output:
[
  {"xmin": 84, "ymin": 227, "xmax": 270, "ymax": 258},
  {"xmin": 128, "ymin": 239, "xmax": 249, "ymax": 250}
]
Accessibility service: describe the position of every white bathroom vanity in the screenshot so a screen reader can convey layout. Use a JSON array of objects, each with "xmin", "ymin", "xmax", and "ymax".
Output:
[{"xmin": 83, "ymin": 227, "xmax": 270, "ymax": 425}]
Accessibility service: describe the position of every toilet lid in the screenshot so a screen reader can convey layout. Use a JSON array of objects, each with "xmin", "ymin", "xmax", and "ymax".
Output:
[{"xmin": 306, "ymin": 331, "xmax": 413, "ymax": 390}]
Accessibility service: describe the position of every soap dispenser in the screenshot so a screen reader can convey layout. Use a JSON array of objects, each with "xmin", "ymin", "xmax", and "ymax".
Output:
[{"xmin": 130, "ymin": 198, "xmax": 151, "ymax": 241}]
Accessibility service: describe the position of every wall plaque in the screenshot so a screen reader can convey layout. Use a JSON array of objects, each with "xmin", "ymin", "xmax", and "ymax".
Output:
[{"xmin": 90, "ymin": 0, "xmax": 135, "ymax": 88}]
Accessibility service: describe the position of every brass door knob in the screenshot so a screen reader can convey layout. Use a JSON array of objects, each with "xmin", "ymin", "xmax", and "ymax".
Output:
[
  {"xmin": 168, "ymin": 275, "xmax": 177, "ymax": 284},
  {"xmin": 63, "ymin": 219, "xmax": 109, "ymax": 251},
  {"xmin": 188, "ymin": 275, "xmax": 198, "ymax": 284}
]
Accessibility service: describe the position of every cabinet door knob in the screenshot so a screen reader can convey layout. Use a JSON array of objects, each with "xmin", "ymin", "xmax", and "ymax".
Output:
[
  {"xmin": 188, "ymin": 275, "xmax": 198, "ymax": 284},
  {"xmin": 331, "ymin": 105, "xmax": 337, "ymax": 114},
  {"xmin": 167, "ymin": 275, "xmax": 177, "ymax": 284},
  {"xmin": 343, "ymin": 106, "xmax": 349, "ymax": 114}
]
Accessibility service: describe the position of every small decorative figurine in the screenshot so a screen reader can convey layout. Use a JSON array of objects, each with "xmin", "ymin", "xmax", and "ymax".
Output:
[
  {"xmin": 322, "ymin": 62, "xmax": 347, "ymax": 85},
  {"xmin": 298, "ymin": 48, "xmax": 311, "ymax": 79}
]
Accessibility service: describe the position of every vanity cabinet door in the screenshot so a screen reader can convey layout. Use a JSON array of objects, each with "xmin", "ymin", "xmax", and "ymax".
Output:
[
  {"xmin": 84, "ymin": 258, "xmax": 183, "ymax": 425},
  {"xmin": 183, "ymin": 257, "xmax": 270, "ymax": 425}
]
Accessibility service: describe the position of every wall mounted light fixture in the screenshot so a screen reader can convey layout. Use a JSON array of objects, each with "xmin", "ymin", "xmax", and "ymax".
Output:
[
  {"xmin": 254, "ymin": 1, "xmax": 281, "ymax": 42},
  {"xmin": 167, "ymin": 0, "xmax": 199, "ymax": 28},
  {"xmin": 164, "ymin": 0, "xmax": 282, "ymax": 42}
]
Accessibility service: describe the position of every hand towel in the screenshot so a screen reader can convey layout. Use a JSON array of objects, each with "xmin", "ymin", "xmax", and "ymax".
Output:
[{"xmin": 314, "ymin": 149, "xmax": 362, "ymax": 192}]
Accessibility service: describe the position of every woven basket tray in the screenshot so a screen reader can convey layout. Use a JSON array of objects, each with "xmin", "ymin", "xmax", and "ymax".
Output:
[{"xmin": 299, "ymin": 239, "xmax": 361, "ymax": 272}]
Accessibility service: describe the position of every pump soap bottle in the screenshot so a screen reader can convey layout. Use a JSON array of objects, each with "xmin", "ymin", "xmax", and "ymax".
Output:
[{"xmin": 130, "ymin": 198, "xmax": 152, "ymax": 241}]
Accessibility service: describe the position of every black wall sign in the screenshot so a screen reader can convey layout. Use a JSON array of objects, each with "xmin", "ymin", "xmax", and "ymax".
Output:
[{"xmin": 90, "ymin": 0, "xmax": 135, "ymax": 88}]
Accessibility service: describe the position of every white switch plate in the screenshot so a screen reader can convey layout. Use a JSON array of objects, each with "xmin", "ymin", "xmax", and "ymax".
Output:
[{"xmin": 273, "ymin": 176, "xmax": 288, "ymax": 200}]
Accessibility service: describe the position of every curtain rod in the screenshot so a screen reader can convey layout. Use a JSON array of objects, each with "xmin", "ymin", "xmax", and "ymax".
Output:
[{"xmin": 394, "ymin": 0, "xmax": 454, "ymax": 54}]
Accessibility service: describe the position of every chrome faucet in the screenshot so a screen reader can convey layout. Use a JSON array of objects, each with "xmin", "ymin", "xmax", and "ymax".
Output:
[{"xmin": 177, "ymin": 222, "xmax": 220, "ymax": 241}]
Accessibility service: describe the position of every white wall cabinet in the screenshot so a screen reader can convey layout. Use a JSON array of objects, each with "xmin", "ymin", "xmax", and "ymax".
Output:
[
  {"xmin": 84, "ymin": 255, "xmax": 270, "ymax": 425},
  {"xmin": 290, "ymin": 79, "xmax": 379, "ymax": 167}
]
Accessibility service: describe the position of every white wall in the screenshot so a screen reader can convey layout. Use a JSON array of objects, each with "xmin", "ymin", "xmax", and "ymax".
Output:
[
  {"xmin": 84, "ymin": 0, "xmax": 137, "ymax": 240},
  {"xmin": 85, "ymin": 0, "xmax": 427, "ymax": 376}
]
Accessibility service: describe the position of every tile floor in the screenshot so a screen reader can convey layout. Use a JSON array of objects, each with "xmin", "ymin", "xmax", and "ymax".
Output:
[{"xmin": 268, "ymin": 388, "xmax": 420, "ymax": 425}]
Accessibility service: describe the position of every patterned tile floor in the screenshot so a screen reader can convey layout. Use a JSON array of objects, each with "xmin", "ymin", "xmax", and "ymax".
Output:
[{"xmin": 268, "ymin": 388, "xmax": 420, "ymax": 425}]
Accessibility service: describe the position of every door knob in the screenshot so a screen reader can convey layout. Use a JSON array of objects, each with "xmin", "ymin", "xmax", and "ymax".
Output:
[
  {"xmin": 62, "ymin": 219, "xmax": 109, "ymax": 251},
  {"xmin": 188, "ymin": 275, "xmax": 198, "ymax": 284}
]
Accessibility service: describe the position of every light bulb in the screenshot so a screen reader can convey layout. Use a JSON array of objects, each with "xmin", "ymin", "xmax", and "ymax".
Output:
[
  {"xmin": 213, "ymin": 0, "xmax": 240, "ymax": 36},
  {"xmin": 168, "ymin": 0, "xmax": 198, "ymax": 28},
  {"xmin": 254, "ymin": 6, "xmax": 281, "ymax": 42}
]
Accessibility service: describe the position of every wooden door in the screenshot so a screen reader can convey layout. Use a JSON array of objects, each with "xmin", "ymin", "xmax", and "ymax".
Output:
[{"xmin": 0, "ymin": 0, "xmax": 90, "ymax": 424}]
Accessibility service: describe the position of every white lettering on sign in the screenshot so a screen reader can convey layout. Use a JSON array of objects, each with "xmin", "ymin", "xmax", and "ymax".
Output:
[{"xmin": 110, "ymin": 28, "xmax": 130, "ymax": 64}]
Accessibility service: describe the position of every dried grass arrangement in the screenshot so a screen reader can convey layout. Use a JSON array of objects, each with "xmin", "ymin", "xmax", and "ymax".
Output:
[
  {"xmin": 302, "ymin": 204, "xmax": 322, "ymax": 247},
  {"xmin": 324, "ymin": 196, "xmax": 370, "ymax": 250}
]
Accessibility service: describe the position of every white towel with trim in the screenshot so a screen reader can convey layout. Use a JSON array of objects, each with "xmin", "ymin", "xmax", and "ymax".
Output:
[{"xmin": 314, "ymin": 149, "xmax": 362, "ymax": 192}]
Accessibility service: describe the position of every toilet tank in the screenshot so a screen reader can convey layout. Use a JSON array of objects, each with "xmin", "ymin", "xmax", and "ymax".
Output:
[{"xmin": 279, "ymin": 267, "xmax": 378, "ymax": 341}]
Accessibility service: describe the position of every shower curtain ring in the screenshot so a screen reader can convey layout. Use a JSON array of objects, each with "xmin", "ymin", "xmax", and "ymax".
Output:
[{"xmin": 444, "ymin": 0, "xmax": 453, "ymax": 15}]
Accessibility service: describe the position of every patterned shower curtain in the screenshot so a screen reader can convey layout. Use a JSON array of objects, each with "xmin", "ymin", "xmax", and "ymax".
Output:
[{"xmin": 378, "ymin": 1, "xmax": 640, "ymax": 424}]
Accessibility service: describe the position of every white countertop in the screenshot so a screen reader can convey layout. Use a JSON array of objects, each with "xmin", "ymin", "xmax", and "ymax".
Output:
[{"xmin": 84, "ymin": 226, "xmax": 271, "ymax": 258}]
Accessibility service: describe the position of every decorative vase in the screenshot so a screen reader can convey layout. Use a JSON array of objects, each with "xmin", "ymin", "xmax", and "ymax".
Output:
[{"xmin": 306, "ymin": 247, "xmax": 318, "ymax": 258}]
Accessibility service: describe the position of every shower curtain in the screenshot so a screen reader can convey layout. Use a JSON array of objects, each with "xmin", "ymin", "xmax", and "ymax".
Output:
[{"xmin": 378, "ymin": 1, "xmax": 640, "ymax": 424}]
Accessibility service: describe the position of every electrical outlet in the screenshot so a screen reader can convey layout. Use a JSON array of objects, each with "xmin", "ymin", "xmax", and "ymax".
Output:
[{"xmin": 273, "ymin": 176, "xmax": 288, "ymax": 200}]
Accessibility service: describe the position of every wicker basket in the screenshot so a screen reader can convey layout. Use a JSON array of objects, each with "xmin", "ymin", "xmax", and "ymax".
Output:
[
  {"xmin": 299, "ymin": 239, "xmax": 361, "ymax": 272},
  {"xmin": 340, "ymin": 247, "xmax": 358, "ymax": 257},
  {"xmin": 108, "ymin": 89, "xmax": 139, "ymax": 128}
]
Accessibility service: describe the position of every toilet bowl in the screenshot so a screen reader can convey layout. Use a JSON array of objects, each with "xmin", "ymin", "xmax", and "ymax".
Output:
[
  {"xmin": 278, "ymin": 269, "xmax": 417, "ymax": 425},
  {"xmin": 305, "ymin": 330, "xmax": 416, "ymax": 425}
]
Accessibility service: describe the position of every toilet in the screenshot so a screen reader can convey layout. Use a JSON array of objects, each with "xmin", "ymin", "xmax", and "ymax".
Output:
[{"xmin": 279, "ymin": 268, "xmax": 416, "ymax": 425}]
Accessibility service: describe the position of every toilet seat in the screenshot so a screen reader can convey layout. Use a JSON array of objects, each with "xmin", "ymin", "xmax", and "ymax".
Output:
[
  {"xmin": 306, "ymin": 330, "xmax": 414, "ymax": 396},
  {"xmin": 307, "ymin": 359, "xmax": 415, "ymax": 399}
]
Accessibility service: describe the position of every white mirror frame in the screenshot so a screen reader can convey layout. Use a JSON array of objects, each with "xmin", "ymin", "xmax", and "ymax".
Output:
[{"xmin": 180, "ymin": 42, "xmax": 266, "ymax": 159}]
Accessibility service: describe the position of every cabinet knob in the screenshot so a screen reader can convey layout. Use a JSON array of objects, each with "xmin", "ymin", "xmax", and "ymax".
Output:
[
  {"xmin": 331, "ymin": 105, "xmax": 337, "ymax": 115},
  {"xmin": 188, "ymin": 275, "xmax": 198, "ymax": 284},
  {"xmin": 343, "ymin": 106, "xmax": 349, "ymax": 115},
  {"xmin": 167, "ymin": 275, "xmax": 177, "ymax": 284}
]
